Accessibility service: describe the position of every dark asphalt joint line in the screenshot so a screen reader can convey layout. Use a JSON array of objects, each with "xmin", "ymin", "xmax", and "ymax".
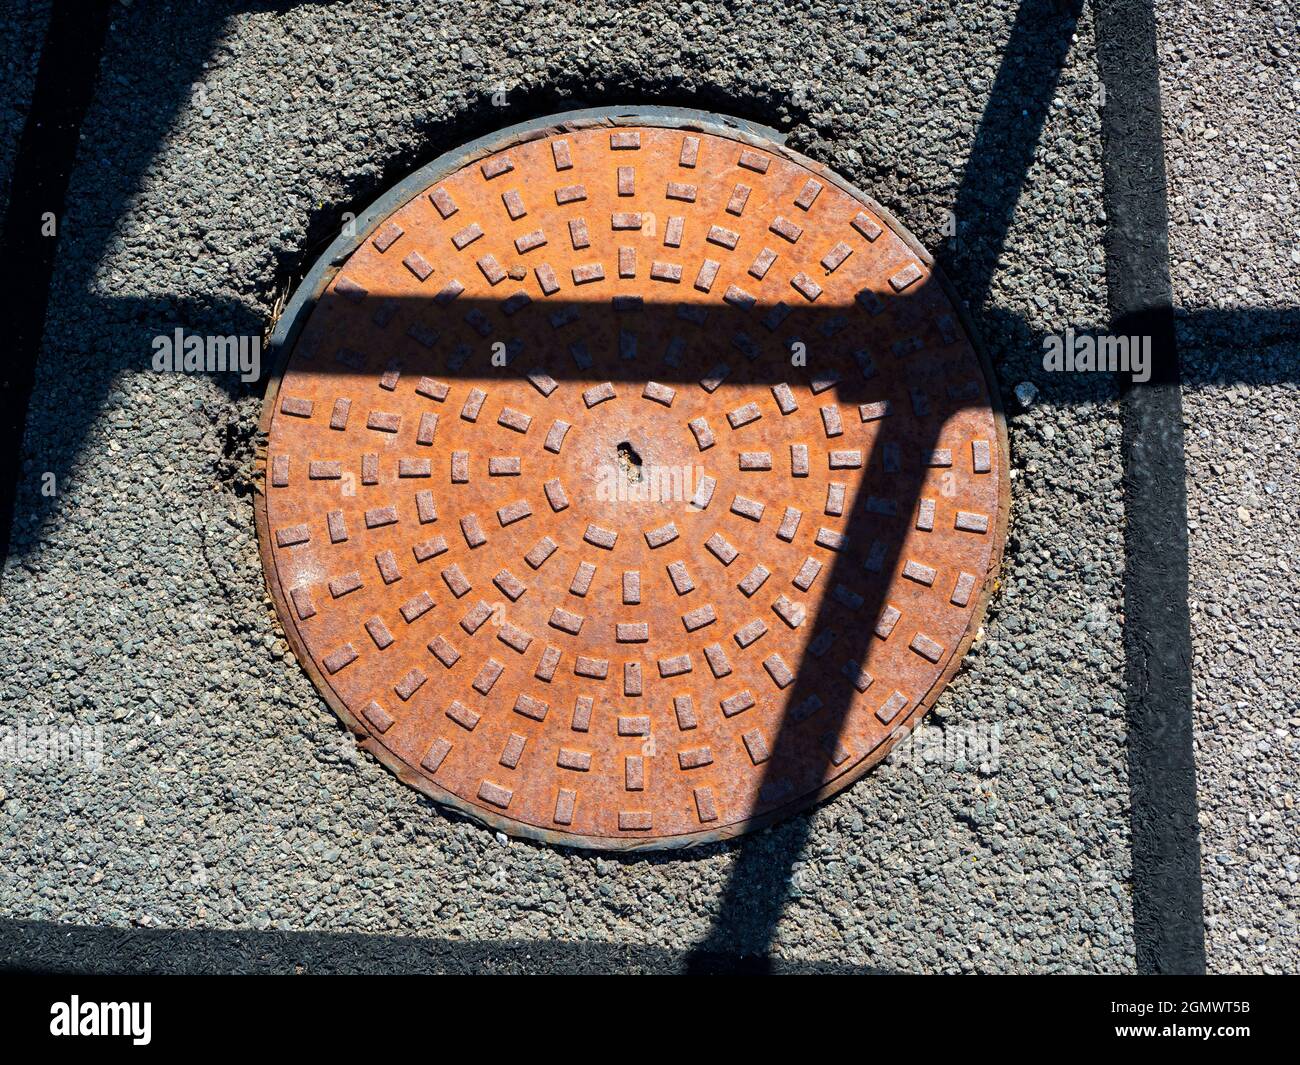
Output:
[
  {"xmin": 1095, "ymin": 0, "xmax": 1206, "ymax": 974},
  {"xmin": 0, "ymin": 0, "xmax": 112, "ymax": 578}
]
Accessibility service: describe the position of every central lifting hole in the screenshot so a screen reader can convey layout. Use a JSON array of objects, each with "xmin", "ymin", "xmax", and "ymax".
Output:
[{"xmin": 616, "ymin": 441, "xmax": 643, "ymax": 483}]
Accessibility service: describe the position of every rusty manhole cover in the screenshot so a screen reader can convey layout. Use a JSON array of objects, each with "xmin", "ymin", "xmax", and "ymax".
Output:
[{"xmin": 256, "ymin": 110, "xmax": 1008, "ymax": 849}]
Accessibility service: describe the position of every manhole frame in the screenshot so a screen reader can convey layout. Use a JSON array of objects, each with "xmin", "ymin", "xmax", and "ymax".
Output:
[{"xmin": 254, "ymin": 106, "xmax": 1010, "ymax": 851}]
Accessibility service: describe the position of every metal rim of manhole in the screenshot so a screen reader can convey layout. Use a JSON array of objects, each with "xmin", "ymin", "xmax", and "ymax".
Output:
[{"xmin": 254, "ymin": 107, "xmax": 1009, "ymax": 851}]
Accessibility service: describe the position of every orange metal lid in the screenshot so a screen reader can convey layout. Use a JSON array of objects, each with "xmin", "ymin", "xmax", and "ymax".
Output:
[{"xmin": 256, "ymin": 114, "xmax": 1008, "ymax": 849}]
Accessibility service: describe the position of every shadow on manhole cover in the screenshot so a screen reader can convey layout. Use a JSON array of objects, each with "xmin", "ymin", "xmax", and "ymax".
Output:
[{"xmin": 255, "ymin": 108, "xmax": 1009, "ymax": 850}]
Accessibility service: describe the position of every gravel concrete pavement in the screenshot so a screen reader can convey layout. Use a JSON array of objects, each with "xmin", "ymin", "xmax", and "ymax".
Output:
[
  {"xmin": 1158, "ymin": 0, "xmax": 1300, "ymax": 975},
  {"xmin": 0, "ymin": 0, "xmax": 1130, "ymax": 971}
]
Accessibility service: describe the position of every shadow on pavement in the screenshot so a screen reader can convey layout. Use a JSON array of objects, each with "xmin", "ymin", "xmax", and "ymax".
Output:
[{"xmin": 2, "ymin": 0, "xmax": 1296, "ymax": 976}]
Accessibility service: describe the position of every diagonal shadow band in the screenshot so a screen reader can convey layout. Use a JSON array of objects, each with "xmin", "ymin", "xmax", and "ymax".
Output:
[
  {"xmin": 688, "ymin": 0, "xmax": 1085, "ymax": 964},
  {"xmin": 0, "ymin": 0, "xmax": 113, "ymax": 570}
]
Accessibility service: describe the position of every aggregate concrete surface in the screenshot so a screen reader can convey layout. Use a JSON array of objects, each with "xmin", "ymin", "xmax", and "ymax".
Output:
[
  {"xmin": 1158, "ymin": 0, "xmax": 1300, "ymax": 974},
  {"xmin": 2, "ymin": 0, "xmax": 1130, "ymax": 972},
  {"xmin": 0, "ymin": 0, "xmax": 50, "ymax": 229}
]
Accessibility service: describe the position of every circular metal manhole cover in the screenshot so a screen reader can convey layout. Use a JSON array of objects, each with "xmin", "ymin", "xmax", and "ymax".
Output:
[{"xmin": 256, "ymin": 110, "xmax": 1008, "ymax": 850}]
